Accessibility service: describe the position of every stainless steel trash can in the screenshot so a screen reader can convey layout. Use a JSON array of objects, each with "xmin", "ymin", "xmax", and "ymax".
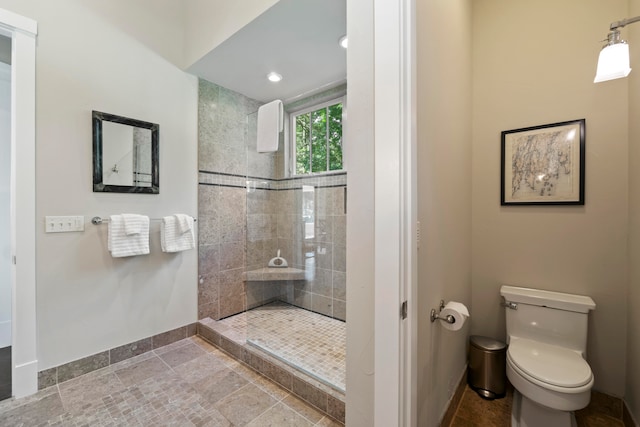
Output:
[{"xmin": 468, "ymin": 335, "xmax": 506, "ymax": 399}]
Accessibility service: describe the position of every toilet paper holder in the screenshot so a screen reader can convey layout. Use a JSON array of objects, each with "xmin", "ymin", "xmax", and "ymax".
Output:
[{"xmin": 430, "ymin": 300, "xmax": 456, "ymax": 324}]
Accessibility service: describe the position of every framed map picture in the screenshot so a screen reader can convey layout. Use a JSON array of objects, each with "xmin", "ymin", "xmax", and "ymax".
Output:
[{"xmin": 501, "ymin": 119, "xmax": 585, "ymax": 205}]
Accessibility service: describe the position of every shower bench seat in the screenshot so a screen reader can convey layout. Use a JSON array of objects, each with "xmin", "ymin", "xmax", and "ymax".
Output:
[{"xmin": 242, "ymin": 267, "xmax": 306, "ymax": 282}]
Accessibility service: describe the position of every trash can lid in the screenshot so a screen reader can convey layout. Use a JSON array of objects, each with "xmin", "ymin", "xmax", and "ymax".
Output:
[{"xmin": 470, "ymin": 335, "xmax": 506, "ymax": 351}]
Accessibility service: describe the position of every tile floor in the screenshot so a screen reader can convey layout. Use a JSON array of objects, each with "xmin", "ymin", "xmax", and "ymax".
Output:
[
  {"xmin": 215, "ymin": 302, "xmax": 346, "ymax": 392},
  {"xmin": 0, "ymin": 336, "xmax": 343, "ymax": 426},
  {"xmin": 449, "ymin": 383, "xmax": 626, "ymax": 426}
]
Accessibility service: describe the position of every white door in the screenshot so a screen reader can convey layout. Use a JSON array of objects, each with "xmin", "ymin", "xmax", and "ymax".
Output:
[
  {"xmin": 0, "ymin": 36, "xmax": 10, "ymax": 401},
  {"xmin": 0, "ymin": 7, "xmax": 38, "ymax": 398}
]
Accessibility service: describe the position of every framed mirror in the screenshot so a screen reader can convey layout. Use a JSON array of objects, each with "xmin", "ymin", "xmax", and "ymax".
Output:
[{"xmin": 92, "ymin": 110, "xmax": 159, "ymax": 194}]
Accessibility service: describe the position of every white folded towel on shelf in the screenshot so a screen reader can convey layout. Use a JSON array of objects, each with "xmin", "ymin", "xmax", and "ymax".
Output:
[
  {"xmin": 161, "ymin": 215, "xmax": 195, "ymax": 253},
  {"xmin": 256, "ymin": 99, "xmax": 283, "ymax": 152},
  {"xmin": 108, "ymin": 214, "xmax": 150, "ymax": 257}
]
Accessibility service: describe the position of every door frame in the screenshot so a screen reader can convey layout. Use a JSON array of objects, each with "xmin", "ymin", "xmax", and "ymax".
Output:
[
  {"xmin": 0, "ymin": 7, "xmax": 37, "ymax": 398},
  {"xmin": 373, "ymin": 0, "xmax": 417, "ymax": 425}
]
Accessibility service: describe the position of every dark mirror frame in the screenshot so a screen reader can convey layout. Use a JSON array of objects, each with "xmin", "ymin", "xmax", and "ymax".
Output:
[{"xmin": 92, "ymin": 110, "xmax": 159, "ymax": 194}]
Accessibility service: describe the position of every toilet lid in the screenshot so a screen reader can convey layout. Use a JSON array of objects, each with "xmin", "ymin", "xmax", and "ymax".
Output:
[{"xmin": 508, "ymin": 338, "xmax": 592, "ymax": 388}]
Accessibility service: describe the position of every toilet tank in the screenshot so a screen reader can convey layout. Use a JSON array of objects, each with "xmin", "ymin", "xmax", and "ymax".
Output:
[{"xmin": 500, "ymin": 286, "xmax": 596, "ymax": 355}]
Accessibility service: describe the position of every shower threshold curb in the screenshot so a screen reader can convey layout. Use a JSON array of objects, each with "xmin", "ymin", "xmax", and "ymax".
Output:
[{"xmin": 197, "ymin": 320, "xmax": 345, "ymax": 424}]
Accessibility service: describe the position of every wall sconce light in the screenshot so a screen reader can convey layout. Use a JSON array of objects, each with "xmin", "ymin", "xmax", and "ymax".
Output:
[{"xmin": 594, "ymin": 16, "xmax": 640, "ymax": 83}]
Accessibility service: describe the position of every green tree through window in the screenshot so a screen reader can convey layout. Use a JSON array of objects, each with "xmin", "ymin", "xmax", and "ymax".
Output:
[{"xmin": 295, "ymin": 101, "xmax": 343, "ymax": 175}]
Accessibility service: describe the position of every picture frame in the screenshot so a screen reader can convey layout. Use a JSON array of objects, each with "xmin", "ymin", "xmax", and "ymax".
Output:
[{"xmin": 501, "ymin": 119, "xmax": 585, "ymax": 205}]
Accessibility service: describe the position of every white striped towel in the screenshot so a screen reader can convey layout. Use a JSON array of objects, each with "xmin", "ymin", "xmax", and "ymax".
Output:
[
  {"xmin": 161, "ymin": 215, "xmax": 195, "ymax": 253},
  {"xmin": 122, "ymin": 213, "xmax": 146, "ymax": 235},
  {"xmin": 108, "ymin": 214, "xmax": 150, "ymax": 257},
  {"xmin": 174, "ymin": 214, "xmax": 193, "ymax": 234}
]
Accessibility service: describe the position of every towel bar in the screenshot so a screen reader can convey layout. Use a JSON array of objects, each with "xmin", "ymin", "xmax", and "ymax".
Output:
[{"xmin": 91, "ymin": 216, "xmax": 197, "ymax": 225}]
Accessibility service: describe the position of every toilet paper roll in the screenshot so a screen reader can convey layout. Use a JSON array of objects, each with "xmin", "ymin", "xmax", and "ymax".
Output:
[{"xmin": 440, "ymin": 301, "xmax": 469, "ymax": 331}]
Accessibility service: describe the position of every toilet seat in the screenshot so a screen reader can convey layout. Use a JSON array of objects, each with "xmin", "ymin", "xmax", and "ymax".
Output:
[{"xmin": 508, "ymin": 338, "xmax": 593, "ymax": 392}]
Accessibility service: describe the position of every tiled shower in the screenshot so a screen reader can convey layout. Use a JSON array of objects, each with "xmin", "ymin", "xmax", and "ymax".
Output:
[{"xmin": 197, "ymin": 79, "xmax": 347, "ymax": 390}]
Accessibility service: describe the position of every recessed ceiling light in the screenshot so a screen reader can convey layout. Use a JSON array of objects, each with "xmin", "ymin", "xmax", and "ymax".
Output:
[
  {"xmin": 339, "ymin": 35, "xmax": 348, "ymax": 49},
  {"xmin": 267, "ymin": 72, "xmax": 282, "ymax": 82}
]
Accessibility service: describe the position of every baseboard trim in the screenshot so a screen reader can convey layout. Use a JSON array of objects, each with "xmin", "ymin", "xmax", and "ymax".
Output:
[
  {"xmin": 37, "ymin": 323, "xmax": 197, "ymax": 390},
  {"xmin": 624, "ymin": 400, "xmax": 639, "ymax": 427},
  {"xmin": 12, "ymin": 358, "xmax": 37, "ymax": 398},
  {"xmin": 440, "ymin": 364, "xmax": 468, "ymax": 427}
]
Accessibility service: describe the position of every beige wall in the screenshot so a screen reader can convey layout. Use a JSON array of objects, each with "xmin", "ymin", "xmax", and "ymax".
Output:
[
  {"xmin": 0, "ymin": 0, "xmax": 198, "ymax": 370},
  {"xmin": 417, "ymin": 0, "xmax": 472, "ymax": 425},
  {"xmin": 183, "ymin": 0, "xmax": 278, "ymax": 69},
  {"xmin": 472, "ymin": 0, "xmax": 629, "ymax": 396},
  {"xmin": 627, "ymin": 0, "xmax": 640, "ymax": 421}
]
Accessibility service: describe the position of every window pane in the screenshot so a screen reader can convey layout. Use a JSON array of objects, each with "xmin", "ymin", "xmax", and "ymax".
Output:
[
  {"xmin": 296, "ymin": 113, "xmax": 310, "ymax": 175},
  {"xmin": 328, "ymin": 103, "xmax": 343, "ymax": 171},
  {"xmin": 311, "ymin": 108, "xmax": 327, "ymax": 173}
]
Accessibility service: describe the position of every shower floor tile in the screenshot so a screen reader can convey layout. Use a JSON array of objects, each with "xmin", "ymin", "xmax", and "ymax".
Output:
[{"xmin": 216, "ymin": 302, "xmax": 346, "ymax": 392}]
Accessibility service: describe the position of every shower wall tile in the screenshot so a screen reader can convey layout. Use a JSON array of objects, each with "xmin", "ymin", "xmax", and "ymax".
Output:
[
  {"xmin": 333, "ymin": 300, "xmax": 346, "ymax": 322},
  {"xmin": 219, "ymin": 85, "xmax": 248, "ymax": 124},
  {"xmin": 310, "ymin": 268, "xmax": 333, "ymax": 298},
  {"xmin": 220, "ymin": 241, "xmax": 245, "ymax": 271},
  {"xmin": 315, "ymin": 215, "xmax": 334, "ymax": 243},
  {"xmin": 246, "ymin": 240, "xmax": 264, "ymax": 271},
  {"xmin": 198, "ymin": 244, "xmax": 220, "ymax": 277},
  {"xmin": 315, "ymin": 243, "xmax": 333, "ymax": 271},
  {"xmin": 333, "ymin": 216, "xmax": 346, "ymax": 246},
  {"xmin": 275, "ymin": 153, "xmax": 285, "ymax": 180},
  {"xmin": 247, "ymin": 150, "xmax": 277, "ymax": 179},
  {"xmin": 219, "ymin": 268, "xmax": 246, "ymax": 318},
  {"xmin": 246, "ymin": 281, "xmax": 263, "ymax": 309},
  {"xmin": 294, "ymin": 288, "xmax": 313, "ymax": 311},
  {"xmin": 311, "ymin": 295, "xmax": 333, "ymax": 318},
  {"xmin": 198, "ymin": 185, "xmax": 220, "ymax": 219},
  {"xmin": 198, "ymin": 302, "xmax": 218, "ymax": 320},
  {"xmin": 247, "ymin": 214, "xmax": 275, "ymax": 242},
  {"xmin": 332, "ymin": 271, "xmax": 346, "ymax": 301},
  {"xmin": 263, "ymin": 239, "xmax": 279, "ymax": 264},
  {"xmin": 333, "ymin": 244, "xmax": 346, "ymax": 273},
  {"xmin": 247, "ymin": 189, "xmax": 269, "ymax": 215},
  {"xmin": 334, "ymin": 187, "xmax": 347, "ymax": 215},
  {"xmin": 212, "ymin": 144, "xmax": 246, "ymax": 176},
  {"xmin": 198, "ymin": 273, "xmax": 219, "ymax": 304},
  {"xmin": 197, "ymin": 217, "xmax": 220, "ymax": 246}
]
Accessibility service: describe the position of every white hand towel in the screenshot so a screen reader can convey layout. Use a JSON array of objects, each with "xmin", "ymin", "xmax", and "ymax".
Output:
[
  {"xmin": 256, "ymin": 99, "xmax": 283, "ymax": 152},
  {"xmin": 108, "ymin": 214, "xmax": 150, "ymax": 257},
  {"xmin": 161, "ymin": 215, "xmax": 195, "ymax": 253},
  {"xmin": 122, "ymin": 213, "xmax": 145, "ymax": 235},
  {"xmin": 174, "ymin": 214, "xmax": 193, "ymax": 234}
]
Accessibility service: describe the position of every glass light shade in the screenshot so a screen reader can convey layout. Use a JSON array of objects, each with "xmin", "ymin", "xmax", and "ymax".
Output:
[{"xmin": 594, "ymin": 42, "xmax": 632, "ymax": 83}]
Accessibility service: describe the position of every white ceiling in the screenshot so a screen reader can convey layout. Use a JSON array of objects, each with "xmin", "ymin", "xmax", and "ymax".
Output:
[{"xmin": 187, "ymin": 0, "xmax": 346, "ymax": 104}]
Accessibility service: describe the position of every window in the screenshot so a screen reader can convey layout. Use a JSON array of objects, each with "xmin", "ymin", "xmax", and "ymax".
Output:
[{"xmin": 291, "ymin": 98, "xmax": 344, "ymax": 175}]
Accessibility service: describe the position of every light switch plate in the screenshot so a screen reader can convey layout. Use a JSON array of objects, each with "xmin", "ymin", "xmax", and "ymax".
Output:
[{"xmin": 45, "ymin": 216, "xmax": 85, "ymax": 233}]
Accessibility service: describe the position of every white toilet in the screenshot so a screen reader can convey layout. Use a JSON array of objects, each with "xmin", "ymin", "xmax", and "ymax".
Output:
[{"xmin": 500, "ymin": 285, "xmax": 596, "ymax": 427}]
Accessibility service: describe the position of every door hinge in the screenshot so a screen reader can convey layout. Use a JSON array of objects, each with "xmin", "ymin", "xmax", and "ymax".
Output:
[
  {"xmin": 401, "ymin": 301, "xmax": 408, "ymax": 320},
  {"xmin": 12, "ymin": 255, "xmax": 16, "ymax": 265}
]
